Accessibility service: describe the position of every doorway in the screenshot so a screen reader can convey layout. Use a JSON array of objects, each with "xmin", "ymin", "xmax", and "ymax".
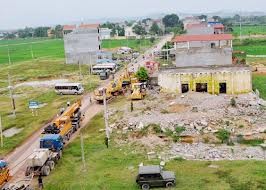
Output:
[
  {"xmin": 181, "ymin": 84, "xmax": 189, "ymax": 93},
  {"xmin": 196, "ymin": 83, "xmax": 208, "ymax": 92},
  {"xmin": 219, "ymin": 83, "xmax": 227, "ymax": 94}
]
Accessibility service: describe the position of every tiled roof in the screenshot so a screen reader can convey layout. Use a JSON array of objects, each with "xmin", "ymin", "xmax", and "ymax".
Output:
[
  {"xmin": 63, "ymin": 25, "xmax": 76, "ymax": 31},
  {"xmin": 79, "ymin": 24, "xmax": 100, "ymax": 29},
  {"xmin": 172, "ymin": 34, "xmax": 233, "ymax": 42}
]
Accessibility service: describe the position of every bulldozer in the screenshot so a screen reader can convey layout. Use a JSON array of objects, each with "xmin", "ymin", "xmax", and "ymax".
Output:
[{"xmin": 130, "ymin": 82, "xmax": 146, "ymax": 100}]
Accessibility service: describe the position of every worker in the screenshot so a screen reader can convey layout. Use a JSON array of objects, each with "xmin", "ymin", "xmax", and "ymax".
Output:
[
  {"xmin": 38, "ymin": 175, "xmax": 43, "ymax": 190},
  {"xmin": 104, "ymin": 137, "xmax": 109, "ymax": 148},
  {"xmin": 60, "ymin": 107, "xmax": 65, "ymax": 115},
  {"xmin": 130, "ymin": 101, "xmax": 134, "ymax": 112}
]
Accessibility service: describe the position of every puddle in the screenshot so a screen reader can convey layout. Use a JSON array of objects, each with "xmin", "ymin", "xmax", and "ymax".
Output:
[{"xmin": 3, "ymin": 127, "xmax": 23, "ymax": 137}]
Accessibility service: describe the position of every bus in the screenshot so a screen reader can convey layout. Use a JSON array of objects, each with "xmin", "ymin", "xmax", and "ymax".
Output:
[
  {"xmin": 92, "ymin": 63, "xmax": 117, "ymax": 75},
  {"xmin": 55, "ymin": 83, "xmax": 84, "ymax": 95}
]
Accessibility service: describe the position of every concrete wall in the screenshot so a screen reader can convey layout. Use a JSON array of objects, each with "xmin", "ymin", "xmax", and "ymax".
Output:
[
  {"xmin": 158, "ymin": 68, "xmax": 252, "ymax": 95},
  {"xmin": 175, "ymin": 40, "xmax": 229, "ymax": 49},
  {"xmin": 175, "ymin": 47, "xmax": 232, "ymax": 67},
  {"xmin": 64, "ymin": 28, "xmax": 100, "ymax": 64},
  {"xmin": 187, "ymin": 26, "xmax": 214, "ymax": 35}
]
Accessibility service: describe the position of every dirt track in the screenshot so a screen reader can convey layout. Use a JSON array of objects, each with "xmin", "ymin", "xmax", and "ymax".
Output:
[{"xmin": 3, "ymin": 34, "xmax": 173, "ymax": 186}]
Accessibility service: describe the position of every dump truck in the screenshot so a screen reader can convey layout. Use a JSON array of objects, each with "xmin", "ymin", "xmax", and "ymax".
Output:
[
  {"xmin": 0, "ymin": 160, "xmax": 10, "ymax": 188},
  {"xmin": 25, "ymin": 134, "xmax": 63, "ymax": 177},
  {"xmin": 43, "ymin": 100, "xmax": 82, "ymax": 142},
  {"xmin": 130, "ymin": 83, "xmax": 146, "ymax": 100}
]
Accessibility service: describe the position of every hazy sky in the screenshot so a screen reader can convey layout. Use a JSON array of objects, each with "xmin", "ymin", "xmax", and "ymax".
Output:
[{"xmin": 1, "ymin": 0, "xmax": 266, "ymax": 29}]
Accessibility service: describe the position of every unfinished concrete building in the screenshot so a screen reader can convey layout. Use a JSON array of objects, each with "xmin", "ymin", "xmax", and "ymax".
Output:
[
  {"xmin": 158, "ymin": 26, "xmax": 252, "ymax": 95},
  {"xmin": 158, "ymin": 66, "xmax": 252, "ymax": 94},
  {"xmin": 63, "ymin": 24, "xmax": 100, "ymax": 64}
]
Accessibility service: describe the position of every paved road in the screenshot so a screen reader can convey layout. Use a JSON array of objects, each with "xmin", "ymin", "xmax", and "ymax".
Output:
[{"xmin": 3, "ymin": 34, "xmax": 173, "ymax": 186}]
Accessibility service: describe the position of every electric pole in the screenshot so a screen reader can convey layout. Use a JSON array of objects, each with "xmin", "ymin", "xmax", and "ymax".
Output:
[
  {"xmin": 8, "ymin": 74, "xmax": 16, "ymax": 117},
  {"xmin": 30, "ymin": 32, "xmax": 34, "ymax": 59},
  {"xmin": 7, "ymin": 45, "xmax": 11, "ymax": 65},
  {"xmin": 240, "ymin": 13, "xmax": 242, "ymax": 41},
  {"xmin": 80, "ymin": 132, "xmax": 86, "ymax": 170},
  {"xmin": 0, "ymin": 115, "xmax": 3, "ymax": 148},
  {"xmin": 78, "ymin": 61, "xmax": 82, "ymax": 81},
  {"xmin": 103, "ymin": 89, "xmax": 110, "ymax": 140}
]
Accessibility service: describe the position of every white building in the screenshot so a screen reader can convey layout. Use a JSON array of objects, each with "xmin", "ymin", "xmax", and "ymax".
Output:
[
  {"xmin": 100, "ymin": 28, "xmax": 112, "ymax": 39},
  {"xmin": 125, "ymin": 25, "xmax": 137, "ymax": 38}
]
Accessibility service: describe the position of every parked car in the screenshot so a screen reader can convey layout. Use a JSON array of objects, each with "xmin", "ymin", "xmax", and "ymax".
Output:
[{"xmin": 136, "ymin": 165, "xmax": 176, "ymax": 190}]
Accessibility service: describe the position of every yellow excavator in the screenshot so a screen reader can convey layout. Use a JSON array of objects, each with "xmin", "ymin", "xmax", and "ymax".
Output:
[
  {"xmin": 94, "ymin": 67, "xmax": 136, "ymax": 103},
  {"xmin": 130, "ymin": 82, "xmax": 146, "ymax": 100},
  {"xmin": 42, "ymin": 100, "xmax": 82, "ymax": 142}
]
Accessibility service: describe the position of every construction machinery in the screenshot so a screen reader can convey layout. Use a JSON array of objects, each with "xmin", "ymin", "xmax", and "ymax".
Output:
[
  {"xmin": 130, "ymin": 83, "xmax": 147, "ymax": 100},
  {"xmin": 0, "ymin": 160, "xmax": 10, "ymax": 188},
  {"xmin": 43, "ymin": 100, "xmax": 82, "ymax": 142}
]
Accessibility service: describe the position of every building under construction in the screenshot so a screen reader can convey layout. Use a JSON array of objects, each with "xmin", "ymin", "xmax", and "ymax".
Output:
[{"xmin": 63, "ymin": 24, "xmax": 101, "ymax": 64}]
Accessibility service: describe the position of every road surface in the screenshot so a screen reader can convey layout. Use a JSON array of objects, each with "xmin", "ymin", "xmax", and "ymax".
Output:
[{"xmin": 3, "ymin": 34, "xmax": 173, "ymax": 186}]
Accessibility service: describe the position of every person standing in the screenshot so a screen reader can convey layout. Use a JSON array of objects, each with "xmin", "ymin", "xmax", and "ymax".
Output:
[{"xmin": 38, "ymin": 175, "xmax": 43, "ymax": 190}]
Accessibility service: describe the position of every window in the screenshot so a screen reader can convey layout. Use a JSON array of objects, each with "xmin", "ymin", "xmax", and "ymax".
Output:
[{"xmin": 196, "ymin": 83, "xmax": 208, "ymax": 92}]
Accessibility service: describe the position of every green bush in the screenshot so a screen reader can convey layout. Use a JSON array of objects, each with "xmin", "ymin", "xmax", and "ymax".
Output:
[{"xmin": 216, "ymin": 129, "xmax": 231, "ymax": 143}]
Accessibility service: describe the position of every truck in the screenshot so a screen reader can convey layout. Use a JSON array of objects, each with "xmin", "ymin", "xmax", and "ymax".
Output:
[
  {"xmin": 0, "ymin": 160, "xmax": 10, "ymax": 188},
  {"xmin": 25, "ymin": 134, "xmax": 63, "ymax": 177},
  {"xmin": 99, "ymin": 70, "xmax": 110, "ymax": 80},
  {"xmin": 43, "ymin": 100, "xmax": 82, "ymax": 142}
]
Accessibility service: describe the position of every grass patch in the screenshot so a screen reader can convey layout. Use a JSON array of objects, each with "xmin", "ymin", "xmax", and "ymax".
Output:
[
  {"xmin": 232, "ymin": 25, "xmax": 266, "ymax": 36},
  {"xmin": 253, "ymin": 74, "xmax": 266, "ymax": 100},
  {"xmin": 233, "ymin": 38, "xmax": 266, "ymax": 56}
]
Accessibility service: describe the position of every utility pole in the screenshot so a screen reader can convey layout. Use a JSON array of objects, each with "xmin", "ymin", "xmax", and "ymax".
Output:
[
  {"xmin": 7, "ymin": 45, "xmax": 11, "ymax": 65},
  {"xmin": 240, "ymin": 13, "xmax": 242, "ymax": 41},
  {"xmin": 0, "ymin": 115, "xmax": 3, "ymax": 148},
  {"xmin": 103, "ymin": 89, "xmax": 110, "ymax": 140},
  {"xmin": 30, "ymin": 32, "xmax": 34, "ymax": 59},
  {"xmin": 78, "ymin": 61, "xmax": 82, "ymax": 81},
  {"xmin": 80, "ymin": 132, "xmax": 86, "ymax": 170},
  {"xmin": 8, "ymin": 74, "xmax": 16, "ymax": 117}
]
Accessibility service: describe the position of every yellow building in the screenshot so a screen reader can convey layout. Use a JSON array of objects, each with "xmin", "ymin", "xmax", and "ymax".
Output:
[{"xmin": 158, "ymin": 66, "xmax": 252, "ymax": 95}]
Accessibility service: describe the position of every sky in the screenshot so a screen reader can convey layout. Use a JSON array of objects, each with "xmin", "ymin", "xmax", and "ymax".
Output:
[{"xmin": 0, "ymin": 0, "xmax": 266, "ymax": 30}]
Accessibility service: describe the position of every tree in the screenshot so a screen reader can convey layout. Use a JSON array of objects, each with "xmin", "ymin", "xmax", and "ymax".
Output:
[
  {"xmin": 198, "ymin": 15, "xmax": 207, "ymax": 21},
  {"xmin": 233, "ymin": 14, "xmax": 241, "ymax": 22},
  {"xmin": 162, "ymin": 14, "xmax": 182, "ymax": 28},
  {"xmin": 54, "ymin": 25, "xmax": 63, "ymax": 38},
  {"xmin": 212, "ymin": 16, "xmax": 222, "ymax": 22},
  {"xmin": 149, "ymin": 22, "xmax": 161, "ymax": 35},
  {"xmin": 136, "ymin": 67, "xmax": 149, "ymax": 81},
  {"xmin": 34, "ymin": 27, "xmax": 50, "ymax": 37},
  {"xmin": 133, "ymin": 24, "xmax": 146, "ymax": 35}
]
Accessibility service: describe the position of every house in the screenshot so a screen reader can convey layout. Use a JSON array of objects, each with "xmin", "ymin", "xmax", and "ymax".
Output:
[
  {"xmin": 100, "ymin": 28, "xmax": 112, "ymax": 39},
  {"xmin": 173, "ymin": 34, "xmax": 233, "ymax": 67},
  {"xmin": 63, "ymin": 23, "xmax": 101, "ymax": 64},
  {"xmin": 63, "ymin": 25, "xmax": 76, "ymax": 35},
  {"xmin": 125, "ymin": 25, "xmax": 137, "ymax": 38},
  {"xmin": 183, "ymin": 17, "xmax": 202, "ymax": 30}
]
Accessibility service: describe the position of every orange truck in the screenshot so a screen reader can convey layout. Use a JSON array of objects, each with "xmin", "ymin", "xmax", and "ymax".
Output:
[
  {"xmin": 0, "ymin": 160, "xmax": 10, "ymax": 187},
  {"xmin": 42, "ymin": 100, "xmax": 82, "ymax": 142}
]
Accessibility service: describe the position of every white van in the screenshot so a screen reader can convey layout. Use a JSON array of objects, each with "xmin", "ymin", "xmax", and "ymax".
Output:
[{"xmin": 55, "ymin": 83, "xmax": 84, "ymax": 95}]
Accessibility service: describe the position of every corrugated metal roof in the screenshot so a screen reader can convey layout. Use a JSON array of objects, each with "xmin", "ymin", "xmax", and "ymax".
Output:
[{"xmin": 172, "ymin": 34, "xmax": 233, "ymax": 42}]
